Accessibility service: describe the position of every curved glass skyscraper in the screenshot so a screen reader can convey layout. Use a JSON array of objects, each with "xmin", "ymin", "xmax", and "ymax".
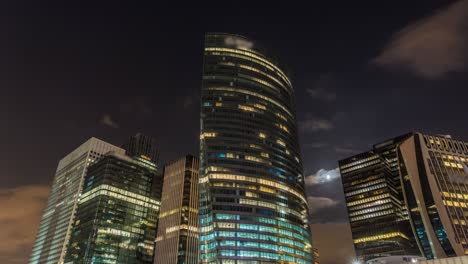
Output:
[{"xmin": 199, "ymin": 33, "xmax": 313, "ymax": 263}]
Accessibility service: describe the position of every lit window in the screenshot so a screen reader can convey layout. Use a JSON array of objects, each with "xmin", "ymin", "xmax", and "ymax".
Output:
[
  {"xmin": 276, "ymin": 123, "xmax": 289, "ymax": 133},
  {"xmin": 277, "ymin": 140, "xmax": 286, "ymax": 147},
  {"xmin": 200, "ymin": 132, "xmax": 217, "ymax": 139},
  {"xmin": 238, "ymin": 104, "xmax": 256, "ymax": 112},
  {"xmin": 254, "ymin": 103, "xmax": 266, "ymax": 110}
]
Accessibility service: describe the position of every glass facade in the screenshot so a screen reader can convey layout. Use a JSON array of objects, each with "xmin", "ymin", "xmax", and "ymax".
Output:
[
  {"xmin": 154, "ymin": 155, "xmax": 199, "ymax": 264},
  {"xmin": 29, "ymin": 138, "xmax": 125, "ymax": 264},
  {"xmin": 199, "ymin": 33, "xmax": 313, "ymax": 263},
  {"xmin": 64, "ymin": 152, "xmax": 160, "ymax": 264},
  {"xmin": 339, "ymin": 133, "xmax": 419, "ymax": 261},
  {"xmin": 398, "ymin": 133, "xmax": 468, "ymax": 258},
  {"xmin": 122, "ymin": 133, "xmax": 159, "ymax": 163},
  {"xmin": 342, "ymin": 132, "xmax": 468, "ymax": 260}
]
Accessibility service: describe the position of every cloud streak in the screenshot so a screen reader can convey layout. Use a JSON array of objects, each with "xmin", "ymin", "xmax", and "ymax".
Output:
[
  {"xmin": 372, "ymin": 0, "xmax": 468, "ymax": 79},
  {"xmin": 307, "ymin": 74, "xmax": 336, "ymax": 102},
  {"xmin": 299, "ymin": 117, "xmax": 334, "ymax": 132},
  {"xmin": 307, "ymin": 196, "xmax": 339, "ymax": 214},
  {"xmin": 0, "ymin": 185, "xmax": 49, "ymax": 264},
  {"xmin": 100, "ymin": 113, "xmax": 119, "ymax": 128}
]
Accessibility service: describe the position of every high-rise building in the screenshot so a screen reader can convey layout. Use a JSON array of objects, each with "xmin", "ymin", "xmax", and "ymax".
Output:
[
  {"xmin": 64, "ymin": 151, "xmax": 160, "ymax": 264},
  {"xmin": 340, "ymin": 132, "xmax": 468, "ymax": 261},
  {"xmin": 420, "ymin": 255, "xmax": 468, "ymax": 264},
  {"xmin": 398, "ymin": 133, "xmax": 468, "ymax": 259},
  {"xmin": 29, "ymin": 138, "xmax": 125, "ymax": 264},
  {"xmin": 199, "ymin": 32, "xmax": 314, "ymax": 263},
  {"xmin": 123, "ymin": 133, "xmax": 159, "ymax": 163},
  {"xmin": 154, "ymin": 155, "xmax": 199, "ymax": 264},
  {"xmin": 123, "ymin": 133, "xmax": 163, "ymax": 214},
  {"xmin": 339, "ymin": 133, "xmax": 419, "ymax": 261}
]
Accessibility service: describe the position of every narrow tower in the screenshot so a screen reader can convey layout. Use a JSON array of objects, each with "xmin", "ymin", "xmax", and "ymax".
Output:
[{"xmin": 154, "ymin": 155, "xmax": 199, "ymax": 264}]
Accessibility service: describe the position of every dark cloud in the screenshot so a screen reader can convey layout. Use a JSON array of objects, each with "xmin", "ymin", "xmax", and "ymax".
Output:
[
  {"xmin": 303, "ymin": 142, "xmax": 330, "ymax": 149},
  {"xmin": 120, "ymin": 97, "xmax": 153, "ymax": 116},
  {"xmin": 0, "ymin": 185, "xmax": 49, "ymax": 264},
  {"xmin": 372, "ymin": 0, "xmax": 468, "ymax": 78},
  {"xmin": 299, "ymin": 117, "xmax": 334, "ymax": 133},
  {"xmin": 100, "ymin": 113, "xmax": 120, "ymax": 128},
  {"xmin": 303, "ymin": 143, "xmax": 360, "ymax": 157},
  {"xmin": 306, "ymin": 74, "xmax": 337, "ymax": 102},
  {"xmin": 333, "ymin": 146, "xmax": 360, "ymax": 154},
  {"xmin": 308, "ymin": 196, "xmax": 338, "ymax": 214}
]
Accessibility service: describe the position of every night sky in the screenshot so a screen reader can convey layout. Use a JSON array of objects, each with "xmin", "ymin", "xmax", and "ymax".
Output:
[{"xmin": 2, "ymin": 1, "xmax": 468, "ymax": 263}]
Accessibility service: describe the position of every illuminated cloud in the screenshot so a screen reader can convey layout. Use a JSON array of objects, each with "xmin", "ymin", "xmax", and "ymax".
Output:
[
  {"xmin": 100, "ymin": 113, "xmax": 119, "ymax": 128},
  {"xmin": 305, "ymin": 168, "xmax": 340, "ymax": 186},
  {"xmin": 372, "ymin": 0, "xmax": 468, "ymax": 78},
  {"xmin": 305, "ymin": 168, "xmax": 348, "ymax": 224},
  {"xmin": 0, "ymin": 185, "xmax": 49, "ymax": 264}
]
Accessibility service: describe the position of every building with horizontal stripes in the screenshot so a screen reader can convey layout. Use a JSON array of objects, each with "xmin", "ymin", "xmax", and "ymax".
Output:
[
  {"xmin": 199, "ymin": 32, "xmax": 314, "ymax": 263},
  {"xmin": 64, "ymin": 151, "xmax": 160, "ymax": 264},
  {"xmin": 29, "ymin": 138, "xmax": 124, "ymax": 264},
  {"xmin": 339, "ymin": 133, "xmax": 419, "ymax": 261},
  {"xmin": 341, "ymin": 132, "xmax": 468, "ymax": 261}
]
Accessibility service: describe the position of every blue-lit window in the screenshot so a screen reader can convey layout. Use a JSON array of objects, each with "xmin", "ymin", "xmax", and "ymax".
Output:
[
  {"xmin": 215, "ymin": 214, "xmax": 239, "ymax": 220},
  {"xmin": 268, "ymin": 168, "xmax": 283, "ymax": 176}
]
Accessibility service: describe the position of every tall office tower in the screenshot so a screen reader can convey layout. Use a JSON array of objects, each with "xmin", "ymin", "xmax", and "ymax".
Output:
[
  {"xmin": 64, "ymin": 151, "xmax": 160, "ymax": 264},
  {"xmin": 398, "ymin": 133, "xmax": 468, "ymax": 259},
  {"xmin": 154, "ymin": 155, "xmax": 199, "ymax": 264},
  {"xmin": 29, "ymin": 138, "xmax": 125, "ymax": 264},
  {"xmin": 339, "ymin": 133, "xmax": 419, "ymax": 261},
  {"xmin": 123, "ymin": 134, "xmax": 163, "ymax": 212},
  {"xmin": 123, "ymin": 133, "xmax": 159, "ymax": 163},
  {"xmin": 199, "ymin": 33, "xmax": 313, "ymax": 263}
]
